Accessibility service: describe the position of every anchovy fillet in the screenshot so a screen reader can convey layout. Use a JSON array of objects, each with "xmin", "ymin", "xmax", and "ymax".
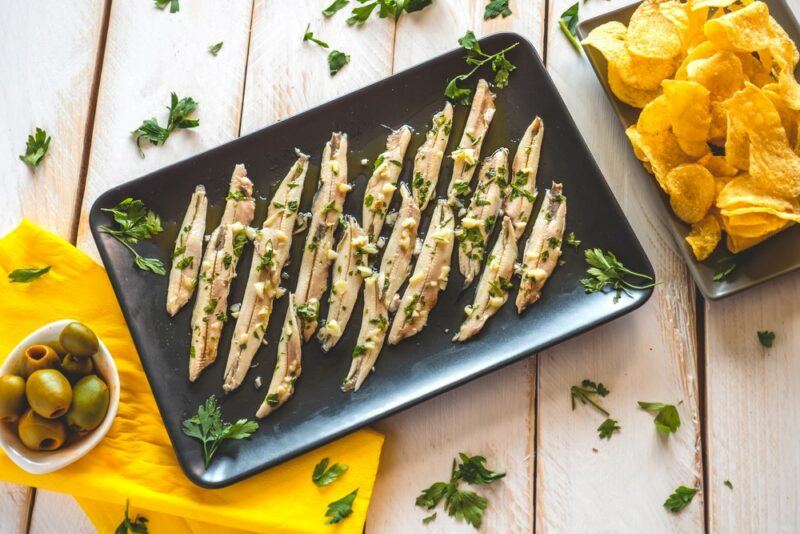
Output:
[
  {"xmin": 447, "ymin": 79, "xmax": 496, "ymax": 199},
  {"xmin": 222, "ymin": 154, "xmax": 309, "ymax": 392},
  {"xmin": 379, "ymin": 183, "xmax": 421, "ymax": 312},
  {"xmin": 363, "ymin": 126, "xmax": 412, "ymax": 242},
  {"xmin": 454, "ymin": 216, "xmax": 517, "ymax": 342},
  {"xmin": 189, "ymin": 166, "xmax": 255, "ymax": 381},
  {"xmin": 516, "ymin": 183, "xmax": 567, "ymax": 313},
  {"xmin": 388, "ymin": 200, "xmax": 454, "ymax": 344},
  {"xmin": 295, "ymin": 133, "xmax": 350, "ymax": 341},
  {"xmin": 317, "ymin": 216, "xmax": 370, "ymax": 352},
  {"xmin": 342, "ymin": 272, "xmax": 388, "ymax": 392},
  {"xmin": 411, "ymin": 103, "xmax": 453, "ymax": 211},
  {"xmin": 167, "ymin": 185, "xmax": 207, "ymax": 316},
  {"xmin": 457, "ymin": 148, "xmax": 509, "ymax": 286},
  {"xmin": 256, "ymin": 293, "xmax": 302, "ymax": 418},
  {"xmin": 504, "ymin": 117, "xmax": 544, "ymax": 239}
]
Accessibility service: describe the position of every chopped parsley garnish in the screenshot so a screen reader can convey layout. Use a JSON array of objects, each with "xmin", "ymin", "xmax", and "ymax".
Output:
[
  {"xmin": 295, "ymin": 302, "xmax": 319, "ymax": 323},
  {"xmin": 181, "ymin": 395, "xmax": 258, "ymax": 468},
  {"xmin": 757, "ymin": 330, "xmax": 775, "ymax": 348},
  {"xmin": 176, "ymin": 256, "xmax": 193, "ymax": 270},
  {"xmin": 19, "ymin": 127, "xmax": 51, "ymax": 168},
  {"xmin": 570, "ymin": 379, "xmax": 609, "ymax": 416},
  {"xmin": 664, "ymin": 486, "xmax": 697, "ymax": 512},
  {"xmin": 352, "ymin": 345, "xmax": 368, "ymax": 358},
  {"xmin": 445, "ymin": 31, "xmax": 519, "ymax": 104},
  {"xmin": 233, "ymin": 231, "xmax": 248, "ymax": 258},
  {"xmin": 256, "ymin": 248, "xmax": 275, "ymax": 272},
  {"xmin": 580, "ymin": 248, "xmax": 656, "ymax": 303},
  {"xmin": 324, "ymin": 488, "xmax": 358, "ymax": 524},
  {"xmin": 312, "ymin": 457, "xmax": 349, "ymax": 487},
  {"xmin": 638, "ymin": 401, "xmax": 681, "ymax": 434},
  {"xmin": 8, "ymin": 266, "xmax": 51, "ymax": 284},
  {"xmin": 222, "ymin": 252, "xmax": 233, "ymax": 269},
  {"xmin": 565, "ymin": 231, "xmax": 581, "ymax": 249},
  {"xmin": 484, "ymin": 0, "xmax": 511, "ymax": 19},
  {"xmin": 265, "ymin": 393, "xmax": 280, "ymax": 407},
  {"xmin": 131, "ymin": 92, "xmax": 199, "ymax": 157}
]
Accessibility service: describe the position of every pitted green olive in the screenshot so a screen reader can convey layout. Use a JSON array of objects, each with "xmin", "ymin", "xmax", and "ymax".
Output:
[
  {"xmin": 61, "ymin": 354, "xmax": 94, "ymax": 382},
  {"xmin": 0, "ymin": 375, "xmax": 27, "ymax": 423},
  {"xmin": 17, "ymin": 409, "xmax": 67, "ymax": 451},
  {"xmin": 20, "ymin": 344, "xmax": 60, "ymax": 378},
  {"xmin": 47, "ymin": 340, "xmax": 68, "ymax": 358},
  {"xmin": 59, "ymin": 322, "xmax": 99, "ymax": 358},
  {"xmin": 25, "ymin": 369, "xmax": 72, "ymax": 419},
  {"xmin": 66, "ymin": 375, "xmax": 109, "ymax": 433}
]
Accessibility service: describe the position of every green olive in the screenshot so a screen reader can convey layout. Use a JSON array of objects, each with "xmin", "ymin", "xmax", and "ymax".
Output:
[
  {"xmin": 20, "ymin": 344, "xmax": 60, "ymax": 378},
  {"xmin": 47, "ymin": 340, "xmax": 68, "ymax": 358},
  {"xmin": 25, "ymin": 369, "xmax": 72, "ymax": 419},
  {"xmin": 0, "ymin": 375, "xmax": 27, "ymax": 423},
  {"xmin": 66, "ymin": 375, "xmax": 110, "ymax": 433},
  {"xmin": 59, "ymin": 322, "xmax": 99, "ymax": 358},
  {"xmin": 17, "ymin": 409, "xmax": 67, "ymax": 451},
  {"xmin": 61, "ymin": 354, "xmax": 94, "ymax": 382}
]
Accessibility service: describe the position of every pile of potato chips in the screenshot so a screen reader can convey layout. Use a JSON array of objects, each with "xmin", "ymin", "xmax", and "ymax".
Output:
[{"xmin": 584, "ymin": 0, "xmax": 800, "ymax": 260}]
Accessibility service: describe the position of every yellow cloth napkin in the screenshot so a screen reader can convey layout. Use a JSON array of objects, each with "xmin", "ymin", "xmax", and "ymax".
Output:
[{"xmin": 0, "ymin": 220, "xmax": 384, "ymax": 533}]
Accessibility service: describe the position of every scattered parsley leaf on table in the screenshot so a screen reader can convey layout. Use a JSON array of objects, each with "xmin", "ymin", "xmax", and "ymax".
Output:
[
  {"xmin": 559, "ymin": 2, "xmax": 581, "ymax": 52},
  {"xmin": 445, "ymin": 30, "xmax": 519, "ymax": 105},
  {"xmin": 422, "ymin": 512, "xmax": 437, "ymax": 524},
  {"xmin": 115, "ymin": 499, "xmax": 148, "ymax": 534},
  {"xmin": 131, "ymin": 92, "xmax": 199, "ymax": 157},
  {"xmin": 638, "ymin": 401, "xmax": 681, "ymax": 434},
  {"xmin": 581, "ymin": 248, "xmax": 656, "ymax": 303},
  {"xmin": 664, "ymin": 485, "xmax": 697, "ymax": 512},
  {"xmin": 324, "ymin": 488, "xmax": 358, "ymax": 524},
  {"xmin": 182, "ymin": 395, "xmax": 259, "ymax": 468},
  {"xmin": 597, "ymin": 418, "xmax": 620, "ymax": 440},
  {"xmin": 724, "ymin": 480, "xmax": 733, "ymax": 490},
  {"xmin": 347, "ymin": 0, "xmax": 433, "ymax": 25},
  {"xmin": 209, "ymin": 41, "xmax": 223, "ymax": 56},
  {"xmin": 328, "ymin": 50, "xmax": 351, "ymax": 76},
  {"xmin": 8, "ymin": 266, "xmax": 51, "ymax": 284},
  {"xmin": 757, "ymin": 330, "xmax": 775, "ymax": 348},
  {"xmin": 456, "ymin": 453, "xmax": 506, "ymax": 484},
  {"xmin": 303, "ymin": 24, "xmax": 330, "ymax": 48},
  {"xmin": 323, "ymin": 0, "xmax": 350, "ymax": 16},
  {"xmin": 19, "ymin": 127, "xmax": 51, "ymax": 168},
  {"xmin": 485, "ymin": 0, "xmax": 511, "ymax": 19},
  {"xmin": 570, "ymin": 379, "xmax": 610, "ymax": 416},
  {"xmin": 154, "ymin": 0, "xmax": 179, "ymax": 13},
  {"xmin": 312, "ymin": 457, "xmax": 349, "ymax": 486}
]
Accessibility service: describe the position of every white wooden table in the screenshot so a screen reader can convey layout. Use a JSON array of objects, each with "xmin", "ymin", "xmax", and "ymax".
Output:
[{"xmin": 2, "ymin": 1, "xmax": 798, "ymax": 532}]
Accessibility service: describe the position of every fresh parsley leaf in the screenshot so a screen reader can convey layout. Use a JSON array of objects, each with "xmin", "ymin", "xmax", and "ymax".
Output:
[
  {"xmin": 8, "ymin": 266, "xmax": 51, "ymax": 283},
  {"xmin": 347, "ymin": 0, "xmax": 433, "ymax": 25},
  {"xmin": 638, "ymin": 401, "xmax": 681, "ymax": 434},
  {"xmin": 347, "ymin": 1, "xmax": 378, "ymax": 25},
  {"xmin": 570, "ymin": 379, "xmax": 610, "ymax": 416},
  {"xmin": 444, "ymin": 75, "xmax": 473, "ymax": 105},
  {"xmin": 446, "ymin": 31, "xmax": 519, "ymax": 103},
  {"xmin": 416, "ymin": 481, "xmax": 449, "ymax": 509},
  {"xmin": 328, "ymin": 49, "xmax": 350, "ymax": 76},
  {"xmin": 114, "ymin": 499, "xmax": 148, "ymax": 534},
  {"xmin": 131, "ymin": 92, "xmax": 199, "ymax": 156},
  {"xmin": 446, "ymin": 486, "xmax": 487, "ymax": 528},
  {"xmin": 484, "ymin": 0, "xmax": 511, "ymax": 19},
  {"xmin": 597, "ymin": 418, "xmax": 620, "ymax": 440},
  {"xmin": 713, "ymin": 254, "xmax": 738, "ymax": 281},
  {"xmin": 559, "ymin": 2, "xmax": 581, "ymax": 52},
  {"xmin": 182, "ymin": 395, "xmax": 259, "ymax": 468},
  {"xmin": 565, "ymin": 231, "xmax": 581, "ymax": 249},
  {"xmin": 312, "ymin": 457, "xmax": 349, "ymax": 486},
  {"xmin": 324, "ymin": 488, "xmax": 358, "ymax": 524},
  {"xmin": 303, "ymin": 24, "xmax": 329, "ymax": 48},
  {"xmin": 456, "ymin": 453, "xmax": 505, "ymax": 485},
  {"xmin": 154, "ymin": 0, "xmax": 179, "ymax": 13},
  {"xmin": 405, "ymin": 0, "xmax": 434, "ymax": 12},
  {"xmin": 664, "ymin": 485, "xmax": 697, "ymax": 512},
  {"xmin": 422, "ymin": 512, "xmax": 437, "ymax": 524},
  {"xmin": 19, "ymin": 127, "xmax": 51, "ymax": 168},
  {"xmin": 323, "ymin": 0, "xmax": 349, "ymax": 16},
  {"xmin": 757, "ymin": 330, "xmax": 775, "ymax": 348},
  {"xmin": 580, "ymin": 248, "xmax": 656, "ymax": 303},
  {"xmin": 209, "ymin": 41, "xmax": 223, "ymax": 56},
  {"xmin": 100, "ymin": 198, "xmax": 165, "ymax": 275},
  {"xmin": 724, "ymin": 480, "xmax": 733, "ymax": 490}
]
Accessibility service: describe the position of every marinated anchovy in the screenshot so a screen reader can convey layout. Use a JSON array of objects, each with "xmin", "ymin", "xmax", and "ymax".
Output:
[
  {"xmin": 222, "ymin": 154, "xmax": 309, "ymax": 392},
  {"xmin": 256, "ymin": 293, "xmax": 302, "ymax": 418},
  {"xmin": 447, "ymin": 79, "xmax": 496, "ymax": 199},
  {"xmin": 167, "ymin": 185, "xmax": 207, "ymax": 316},
  {"xmin": 317, "ymin": 216, "xmax": 372, "ymax": 352},
  {"xmin": 411, "ymin": 103, "xmax": 453, "ymax": 210},
  {"xmin": 342, "ymin": 272, "xmax": 389, "ymax": 392},
  {"xmin": 504, "ymin": 117, "xmax": 544, "ymax": 239},
  {"xmin": 454, "ymin": 216, "xmax": 517, "ymax": 342},
  {"xmin": 363, "ymin": 126, "xmax": 412, "ymax": 242},
  {"xmin": 388, "ymin": 200, "xmax": 454, "ymax": 344},
  {"xmin": 457, "ymin": 148, "xmax": 509, "ymax": 286},
  {"xmin": 516, "ymin": 183, "xmax": 567, "ymax": 313},
  {"xmin": 379, "ymin": 184, "xmax": 421, "ymax": 312},
  {"xmin": 295, "ymin": 133, "xmax": 350, "ymax": 341},
  {"xmin": 188, "ymin": 166, "xmax": 255, "ymax": 381}
]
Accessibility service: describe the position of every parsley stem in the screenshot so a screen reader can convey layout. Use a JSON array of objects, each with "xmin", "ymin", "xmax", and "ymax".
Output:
[{"xmin": 559, "ymin": 20, "xmax": 582, "ymax": 52}]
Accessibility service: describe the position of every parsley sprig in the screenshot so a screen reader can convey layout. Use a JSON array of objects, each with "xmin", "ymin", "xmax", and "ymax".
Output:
[
  {"xmin": 446, "ymin": 31, "xmax": 519, "ymax": 105},
  {"xmin": 312, "ymin": 457, "xmax": 349, "ymax": 486},
  {"xmin": 664, "ymin": 485, "xmax": 697, "ymax": 512},
  {"xmin": 484, "ymin": 0, "xmax": 511, "ymax": 19},
  {"xmin": 638, "ymin": 401, "xmax": 681, "ymax": 434},
  {"xmin": 570, "ymin": 379, "xmax": 609, "ymax": 416},
  {"xmin": 8, "ymin": 266, "xmax": 51, "ymax": 284},
  {"xmin": 115, "ymin": 499, "xmax": 148, "ymax": 534},
  {"xmin": 181, "ymin": 395, "xmax": 259, "ymax": 468},
  {"xmin": 580, "ymin": 248, "xmax": 656, "ymax": 303},
  {"xmin": 346, "ymin": 0, "xmax": 433, "ymax": 25},
  {"xmin": 100, "ymin": 198, "xmax": 166, "ymax": 275},
  {"xmin": 559, "ymin": 2, "xmax": 581, "ymax": 52},
  {"xmin": 19, "ymin": 127, "xmax": 51, "ymax": 168},
  {"xmin": 325, "ymin": 488, "xmax": 359, "ymax": 524},
  {"xmin": 131, "ymin": 92, "xmax": 199, "ymax": 156}
]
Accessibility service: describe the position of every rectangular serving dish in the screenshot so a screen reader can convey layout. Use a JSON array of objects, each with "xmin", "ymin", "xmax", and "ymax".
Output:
[
  {"xmin": 90, "ymin": 33, "xmax": 653, "ymax": 488},
  {"xmin": 578, "ymin": 0, "xmax": 800, "ymax": 299}
]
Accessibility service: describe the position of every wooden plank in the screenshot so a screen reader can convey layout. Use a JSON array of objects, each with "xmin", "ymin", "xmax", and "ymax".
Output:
[
  {"xmin": 75, "ymin": 0, "xmax": 255, "ymax": 258},
  {"xmin": 29, "ymin": 492, "xmax": 95, "ymax": 534},
  {"xmin": 705, "ymin": 6, "xmax": 800, "ymax": 528},
  {"xmin": 535, "ymin": 0, "xmax": 704, "ymax": 531},
  {"xmin": 368, "ymin": 2, "xmax": 544, "ymax": 532},
  {"xmin": 0, "ymin": 1, "xmax": 108, "ymax": 530}
]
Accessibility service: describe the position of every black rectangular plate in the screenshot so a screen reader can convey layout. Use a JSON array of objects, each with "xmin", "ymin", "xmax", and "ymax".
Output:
[
  {"xmin": 578, "ymin": 0, "xmax": 800, "ymax": 300},
  {"xmin": 90, "ymin": 33, "xmax": 653, "ymax": 488}
]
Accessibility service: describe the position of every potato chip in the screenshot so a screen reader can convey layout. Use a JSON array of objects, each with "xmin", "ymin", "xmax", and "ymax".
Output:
[
  {"xmin": 665, "ymin": 163, "xmax": 716, "ymax": 222},
  {"xmin": 686, "ymin": 51, "xmax": 745, "ymax": 101},
  {"xmin": 703, "ymin": 1, "xmax": 772, "ymax": 52},
  {"xmin": 768, "ymin": 18, "xmax": 800, "ymax": 110},
  {"xmin": 663, "ymin": 79, "xmax": 712, "ymax": 142},
  {"xmin": 763, "ymin": 84, "xmax": 800, "ymax": 149},
  {"xmin": 685, "ymin": 214, "xmax": 721, "ymax": 260},
  {"xmin": 675, "ymin": 41, "xmax": 718, "ymax": 80},
  {"xmin": 726, "ymin": 224, "xmax": 789, "ymax": 253},
  {"xmin": 608, "ymin": 64, "xmax": 662, "ymax": 108},
  {"xmin": 627, "ymin": 0, "xmax": 683, "ymax": 60},
  {"xmin": 737, "ymin": 51, "xmax": 776, "ymax": 87},
  {"xmin": 659, "ymin": 1, "xmax": 708, "ymax": 51},
  {"xmin": 709, "ymin": 102, "xmax": 728, "ymax": 145},
  {"xmin": 723, "ymin": 109, "xmax": 751, "ymax": 170},
  {"xmin": 582, "ymin": 21, "xmax": 627, "ymax": 61},
  {"xmin": 716, "ymin": 175, "xmax": 796, "ymax": 213},
  {"xmin": 637, "ymin": 95, "xmax": 672, "ymax": 133},
  {"xmin": 626, "ymin": 126, "xmax": 693, "ymax": 190},
  {"xmin": 699, "ymin": 154, "xmax": 739, "ymax": 177}
]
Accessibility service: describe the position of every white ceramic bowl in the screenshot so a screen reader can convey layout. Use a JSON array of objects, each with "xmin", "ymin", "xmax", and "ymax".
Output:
[{"xmin": 0, "ymin": 319, "xmax": 120, "ymax": 474}]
